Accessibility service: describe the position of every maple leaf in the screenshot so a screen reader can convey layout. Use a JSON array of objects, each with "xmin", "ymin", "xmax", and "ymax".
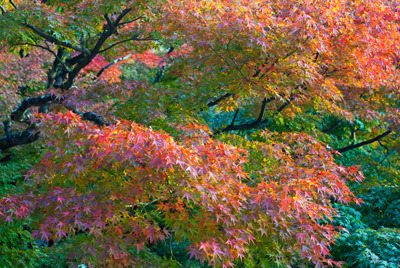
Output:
[{"xmin": 0, "ymin": 0, "xmax": 398, "ymax": 267}]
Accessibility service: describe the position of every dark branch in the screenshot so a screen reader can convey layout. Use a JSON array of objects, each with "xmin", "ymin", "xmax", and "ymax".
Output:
[
  {"xmin": 20, "ymin": 43, "xmax": 68, "ymax": 71},
  {"xmin": 322, "ymin": 119, "xmax": 342, "ymax": 133},
  {"xmin": 47, "ymin": 47, "xmax": 65, "ymax": 89},
  {"xmin": 65, "ymin": 53, "xmax": 86, "ymax": 66},
  {"xmin": 11, "ymin": 94, "xmax": 56, "ymax": 121},
  {"xmin": 214, "ymin": 97, "xmax": 273, "ymax": 134},
  {"xmin": 72, "ymin": 110, "xmax": 109, "ymax": 127},
  {"xmin": 3, "ymin": 121, "xmax": 11, "ymax": 135},
  {"xmin": 0, "ymin": 126, "xmax": 39, "ymax": 151},
  {"xmin": 19, "ymin": 48, "xmax": 30, "ymax": 58},
  {"xmin": 9, "ymin": 0, "xmax": 17, "ymax": 9},
  {"xmin": 1, "ymin": 9, "xmax": 140, "ymax": 152},
  {"xmin": 378, "ymin": 139, "xmax": 390, "ymax": 164},
  {"xmin": 62, "ymin": 8, "xmax": 133, "ymax": 90},
  {"xmin": 98, "ymin": 35, "xmax": 154, "ymax": 54},
  {"xmin": 207, "ymin": 93, "xmax": 234, "ymax": 107},
  {"xmin": 23, "ymin": 24, "xmax": 87, "ymax": 53},
  {"xmin": 118, "ymin": 16, "xmax": 145, "ymax": 26},
  {"xmin": 276, "ymin": 95, "xmax": 294, "ymax": 113},
  {"xmin": 336, "ymin": 130, "xmax": 393, "ymax": 153},
  {"xmin": 91, "ymin": 8, "xmax": 132, "ymax": 54},
  {"xmin": 229, "ymin": 109, "xmax": 239, "ymax": 126},
  {"xmin": 104, "ymin": 14, "xmax": 113, "ymax": 27}
]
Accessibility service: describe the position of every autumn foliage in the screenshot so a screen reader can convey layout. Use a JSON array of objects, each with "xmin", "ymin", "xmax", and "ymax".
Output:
[{"xmin": 0, "ymin": 0, "xmax": 398, "ymax": 267}]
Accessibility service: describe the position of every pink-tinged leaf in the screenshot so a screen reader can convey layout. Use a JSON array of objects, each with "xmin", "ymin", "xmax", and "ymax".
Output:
[
  {"xmin": 56, "ymin": 196, "xmax": 64, "ymax": 204},
  {"xmin": 134, "ymin": 242, "xmax": 145, "ymax": 251},
  {"xmin": 62, "ymin": 211, "xmax": 70, "ymax": 217},
  {"xmin": 188, "ymin": 248, "xmax": 199, "ymax": 260},
  {"xmin": 32, "ymin": 230, "xmax": 40, "ymax": 238},
  {"xmin": 6, "ymin": 216, "xmax": 13, "ymax": 223},
  {"xmin": 40, "ymin": 231, "xmax": 50, "ymax": 241},
  {"xmin": 183, "ymin": 191, "xmax": 192, "ymax": 201},
  {"xmin": 88, "ymin": 247, "xmax": 96, "ymax": 256},
  {"xmin": 56, "ymin": 229, "xmax": 67, "ymax": 239}
]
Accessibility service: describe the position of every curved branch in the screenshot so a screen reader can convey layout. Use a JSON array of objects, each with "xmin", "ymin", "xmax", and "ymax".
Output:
[
  {"xmin": 0, "ymin": 126, "xmax": 39, "ymax": 151},
  {"xmin": 11, "ymin": 94, "xmax": 56, "ymax": 121},
  {"xmin": 19, "ymin": 43, "xmax": 68, "ymax": 71},
  {"xmin": 72, "ymin": 110, "xmax": 109, "ymax": 127},
  {"xmin": 214, "ymin": 97, "xmax": 272, "ymax": 134},
  {"xmin": 335, "ymin": 130, "xmax": 393, "ymax": 153},
  {"xmin": 207, "ymin": 93, "xmax": 234, "ymax": 107},
  {"xmin": 378, "ymin": 139, "xmax": 391, "ymax": 164}
]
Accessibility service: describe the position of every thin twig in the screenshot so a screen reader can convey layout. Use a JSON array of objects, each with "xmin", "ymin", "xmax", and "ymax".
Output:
[
  {"xmin": 118, "ymin": 16, "xmax": 145, "ymax": 26},
  {"xmin": 23, "ymin": 23, "xmax": 87, "ymax": 53},
  {"xmin": 98, "ymin": 36, "xmax": 155, "ymax": 53},
  {"xmin": 19, "ymin": 42, "xmax": 69, "ymax": 70},
  {"xmin": 378, "ymin": 139, "xmax": 390, "ymax": 164}
]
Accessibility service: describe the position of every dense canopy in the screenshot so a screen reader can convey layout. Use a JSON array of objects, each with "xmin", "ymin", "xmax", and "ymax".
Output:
[{"xmin": 0, "ymin": 0, "xmax": 399, "ymax": 267}]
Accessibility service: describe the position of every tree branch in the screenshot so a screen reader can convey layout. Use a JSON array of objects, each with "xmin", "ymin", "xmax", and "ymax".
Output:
[
  {"xmin": 95, "ymin": 53, "xmax": 132, "ymax": 78},
  {"xmin": 10, "ymin": 94, "xmax": 56, "ymax": 121},
  {"xmin": 229, "ymin": 109, "xmax": 239, "ymax": 126},
  {"xmin": 207, "ymin": 93, "xmax": 234, "ymax": 107},
  {"xmin": 322, "ymin": 119, "xmax": 342, "ymax": 133},
  {"xmin": 3, "ymin": 121, "xmax": 11, "ymax": 135},
  {"xmin": 378, "ymin": 139, "xmax": 391, "ymax": 165},
  {"xmin": 335, "ymin": 130, "xmax": 393, "ymax": 153},
  {"xmin": 47, "ymin": 47, "xmax": 65, "ymax": 89},
  {"xmin": 98, "ymin": 35, "xmax": 154, "ymax": 54},
  {"xmin": 62, "ymin": 8, "xmax": 133, "ymax": 90},
  {"xmin": 118, "ymin": 16, "xmax": 145, "ymax": 26},
  {"xmin": 0, "ymin": 126, "xmax": 39, "ymax": 151},
  {"xmin": 214, "ymin": 97, "xmax": 273, "ymax": 134},
  {"xmin": 23, "ymin": 23, "xmax": 87, "ymax": 54},
  {"xmin": 91, "ymin": 8, "xmax": 132, "ymax": 54},
  {"xmin": 19, "ymin": 43, "xmax": 68, "ymax": 71},
  {"xmin": 9, "ymin": 0, "xmax": 17, "ymax": 9},
  {"xmin": 104, "ymin": 14, "xmax": 113, "ymax": 27},
  {"xmin": 72, "ymin": 110, "xmax": 109, "ymax": 127},
  {"xmin": 276, "ymin": 95, "xmax": 294, "ymax": 113},
  {"xmin": 65, "ymin": 53, "xmax": 86, "ymax": 66},
  {"xmin": 0, "ymin": 9, "xmax": 140, "ymax": 152}
]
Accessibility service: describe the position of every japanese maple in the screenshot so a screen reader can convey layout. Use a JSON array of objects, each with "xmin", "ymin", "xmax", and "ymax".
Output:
[{"xmin": 0, "ymin": 0, "xmax": 398, "ymax": 267}]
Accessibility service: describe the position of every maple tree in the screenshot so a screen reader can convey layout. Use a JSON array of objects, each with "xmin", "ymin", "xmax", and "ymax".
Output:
[{"xmin": 0, "ymin": 0, "xmax": 399, "ymax": 267}]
